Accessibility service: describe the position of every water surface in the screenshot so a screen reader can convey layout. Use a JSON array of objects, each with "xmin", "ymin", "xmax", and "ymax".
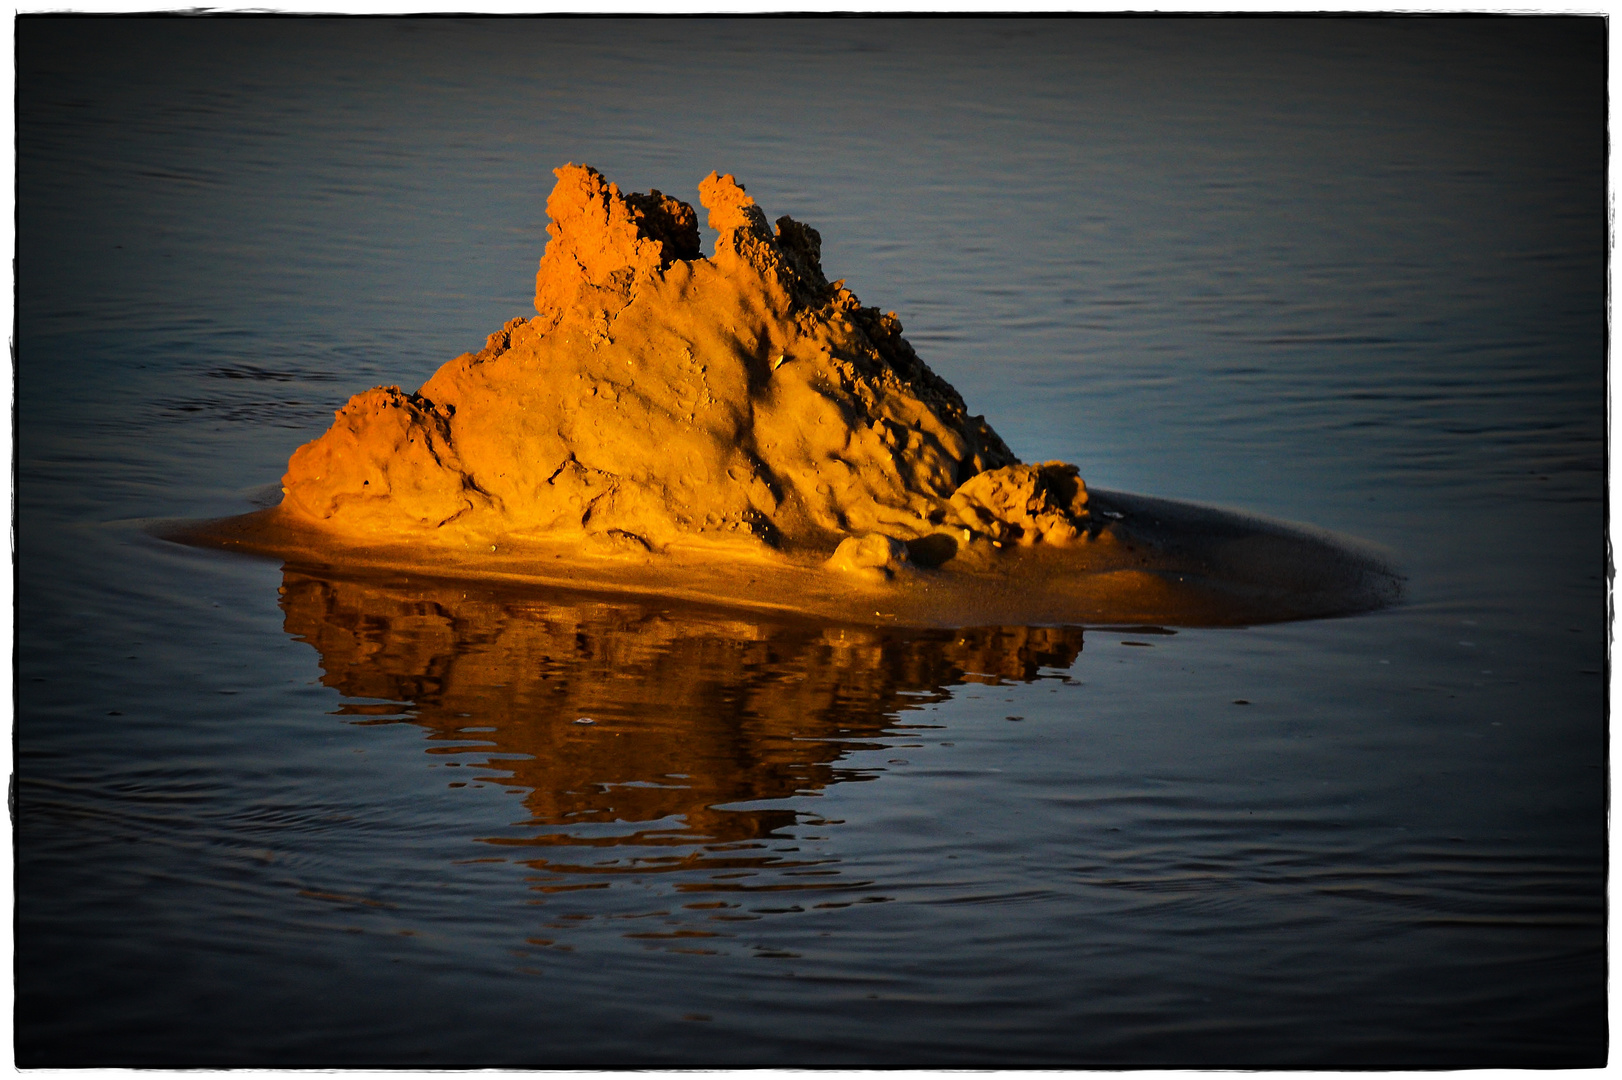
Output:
[{"xmin": 16, "ymin": 16, "xmax": 1606, "ymax": 1067}]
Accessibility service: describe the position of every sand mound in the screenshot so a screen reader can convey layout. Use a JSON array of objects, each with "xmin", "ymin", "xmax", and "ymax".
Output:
[
  {"xmin": 279, "ymin": 164, "xmax": 1093, "ymax": 566},
  {"xmin": 170, "ymin": 164, "xmax": 1401, "ymax": 627}
]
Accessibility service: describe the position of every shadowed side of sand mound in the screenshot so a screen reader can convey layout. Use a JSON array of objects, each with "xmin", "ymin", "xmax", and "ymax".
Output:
[
  {"xmin": 161, "ymin": 163, "xmax": 1403, "ymax": 627},
  {"xmin": 279, "ymin": 567, "xmax": 1086, "ymax": 858}
]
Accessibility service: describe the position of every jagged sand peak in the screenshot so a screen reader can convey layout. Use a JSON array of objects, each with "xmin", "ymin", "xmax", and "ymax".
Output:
[{"xmin": 532, "ymin": 163, "xmax": 701, "ymax": 330}]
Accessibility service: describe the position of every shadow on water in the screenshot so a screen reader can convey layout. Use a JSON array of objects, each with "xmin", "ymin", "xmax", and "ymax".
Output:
[{"xmin": 279, "ymin": 563, "xmax": 1087, "ymax": 891}]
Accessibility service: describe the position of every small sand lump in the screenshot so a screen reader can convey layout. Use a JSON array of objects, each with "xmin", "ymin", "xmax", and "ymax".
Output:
[
  {"xmin": 827, "ymin": 534, "xmax": 910, "ymax": 582},
  {"xmin": 278, "ymin": 164, "xmax": 1095, "ymax": 571}
]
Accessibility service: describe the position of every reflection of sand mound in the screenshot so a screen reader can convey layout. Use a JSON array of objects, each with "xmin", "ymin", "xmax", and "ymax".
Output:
[
  {"xmin": 279, "ymin": 164, "xmax": 1091, "ymax": 560},
  {"xmin": 282, "ymin": 568, "xmax": 1083, "ymax": 852}
]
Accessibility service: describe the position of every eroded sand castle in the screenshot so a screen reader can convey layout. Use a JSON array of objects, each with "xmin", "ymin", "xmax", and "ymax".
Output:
[
  {"xmin": 176, "ymin": 165, "xmax": 1400, "ymax": 626},
  {"xmin": 282, "ymin": 165, "xmax": 1090, "ymax": 576}
]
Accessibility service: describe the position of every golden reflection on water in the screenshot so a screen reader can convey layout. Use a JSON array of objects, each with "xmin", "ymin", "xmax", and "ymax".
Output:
[{"xmin": 279, "ymin": 566, "xmax": 1085, "ymax": 905}]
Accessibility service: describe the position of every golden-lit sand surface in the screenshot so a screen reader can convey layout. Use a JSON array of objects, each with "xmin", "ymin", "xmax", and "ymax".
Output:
[{"xmin": 163, "ymin": 165, "xmax": 1401, "ymax": 627}]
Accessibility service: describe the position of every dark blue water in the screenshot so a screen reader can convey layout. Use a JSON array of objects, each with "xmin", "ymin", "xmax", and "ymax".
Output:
[{"xmin": 17, "ymin": 17, "xmax": 1606, "ymax": 1066}]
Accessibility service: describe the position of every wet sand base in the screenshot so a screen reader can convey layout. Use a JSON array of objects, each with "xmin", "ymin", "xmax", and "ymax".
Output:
[{"xmin": 161, "ymin": 488, "xmax": 1402, "ymax": 629}]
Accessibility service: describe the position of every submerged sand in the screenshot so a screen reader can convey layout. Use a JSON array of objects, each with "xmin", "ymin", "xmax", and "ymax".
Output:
[{"xmin": 170, "ymin": 165, "xmax": 1401, "ymax": 627}]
